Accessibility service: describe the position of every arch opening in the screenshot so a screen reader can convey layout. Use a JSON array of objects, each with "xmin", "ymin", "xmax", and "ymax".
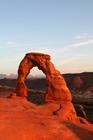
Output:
[{"xmin": 25, "ymin": 67, "xmax": 47, "ymax": 104}]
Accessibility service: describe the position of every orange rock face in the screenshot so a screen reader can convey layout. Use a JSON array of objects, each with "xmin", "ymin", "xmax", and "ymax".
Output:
[
  {"xmin": 13, "ymin": 52, "xmax": 72, "ymax": 103},
  {"xmin": 0, "ymin": 97, "xmax": 93, "ymax": 140}
]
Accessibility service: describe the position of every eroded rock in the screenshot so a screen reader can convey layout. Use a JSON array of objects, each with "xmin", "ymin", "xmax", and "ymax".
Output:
[
  {"xmin": 9, "ymin": 52, "xmax": 90, "ymax": 124},
  {"xmin": 11, "ymin": 52, "xmax": 72, "ymax": 103}
]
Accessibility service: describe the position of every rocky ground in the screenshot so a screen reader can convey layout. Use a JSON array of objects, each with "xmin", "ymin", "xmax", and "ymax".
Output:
[
  {"xmin": 0, "ymin": 85, "xmax": 93, "ymax": 124},
  {"xmin": 0, "ymin": 85, "xmax": 93, "ymax": 140}
]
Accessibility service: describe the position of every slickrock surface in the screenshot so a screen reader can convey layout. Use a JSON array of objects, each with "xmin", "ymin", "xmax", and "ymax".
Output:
[
  {"xmin": 11, "ymin": 52, "xmax": 72, "ymax": 103},
  {"xmin": 0, "ymin": 97, "xmax": 93, "ymax": 140}
]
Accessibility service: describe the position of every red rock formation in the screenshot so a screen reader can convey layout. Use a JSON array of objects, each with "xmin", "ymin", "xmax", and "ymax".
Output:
[
  {"xmin": 63, "ymin": 72, "xmax": 93, "ymax": 91},
  {"xmin": 69, "ymin": 76, "xmax": 84, "ymax": 91},
  {"xmin": 86, "ymin": 83, "xmax": 93, "ymax": 91},
  {"xmin": 10, "ymin": 53, "xmax": 86, "ymax": 123},
  {"xmin": 11, "ymin": 52, "xmax": 72, "ymax": 103},
  {"xmin": 0, "ymin": 97, "xmax": 92, "ymax": 140}
]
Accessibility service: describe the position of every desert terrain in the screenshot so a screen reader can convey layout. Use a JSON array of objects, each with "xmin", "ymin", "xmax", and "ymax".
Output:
[{"xmin": 0, "ymin": 72, "xmax": 93, "ymax": 140}]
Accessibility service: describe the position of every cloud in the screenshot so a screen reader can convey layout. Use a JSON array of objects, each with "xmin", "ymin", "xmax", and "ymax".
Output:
[
  {"xmin": 77, "ymin": 54, "xmax": 92, "ymax": 57},
  {"xmin": 75, "ymin": 33, "xmax": 93, "ymax": 39},
  {"xmin": 0, "ymin": 53, "xmax": 25, "ymax": 62},
  {"xmin": 7, "ymin": 42, "xmax": 17, "ymax": 44},
  {"xmin": 15, "ymin": 42, "xmax": 62, "ymax": 47},
  {"xmin": 63, "ymin": 63, "xmax": 93, "ymax": 69},
  {"xmin": 33, "ymin": 39, "xmax": 93, "ymax": 55},
  {"xmin": 75, "ymin": 33, "xmax": 87, "ymax": 39},
  {"xmin": 1, "ymin": 39, "xmax": 93, "ymax": 55},
  {"xmin": 89, "ymin": 36, "xmax": 93, "ymax": 38},
  {"xmin": 54, "ymin": 39, "xmax": 93, "ymax": 53},
  {"xmin": 58, "ymin": 39, "xmax": 93, "ymax": 52},
  {"xmin": 0, "ymin": 58, "xmax": 20, "ymax": 62},
  {"xmin": 78, "ymin": 63, "xmax": 93, "ymax": 67},
  {"xmin": 12, "ymin": 40, "xmax": 81, "ymax": 48},
  {"xmin": 78, "ymin": 54, "xmax": 88, "ymax": 57},
  {"xmin": 67, "ymin": 39, "xmax": 93, "ymax": 48},
  {"xmin": 55, "ymin": 57, "xmax": 77, "ymax": 67},
  {"xmin": 60, "ymin": 62, "xmax": 93, "ymax": 74}
]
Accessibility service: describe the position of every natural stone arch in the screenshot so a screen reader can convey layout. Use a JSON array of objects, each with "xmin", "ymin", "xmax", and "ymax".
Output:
[
  {"xmin": 12, "ymin": 52, "xmax": 72, "ymax": 103},
  {"xmin": 9, "ymin": 52, "xmax": 89, "ymax": 124}
]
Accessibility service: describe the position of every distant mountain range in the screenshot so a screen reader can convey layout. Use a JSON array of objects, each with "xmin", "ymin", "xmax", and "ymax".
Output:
[{"xmin": 0, "ymin": 74, "xmax": 45, "ymax": 79}]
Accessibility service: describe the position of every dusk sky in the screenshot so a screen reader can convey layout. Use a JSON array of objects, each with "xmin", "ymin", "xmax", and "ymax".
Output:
[{"xmin": 0, "ymin": 0, "xmax": 93, "ymax": 76}]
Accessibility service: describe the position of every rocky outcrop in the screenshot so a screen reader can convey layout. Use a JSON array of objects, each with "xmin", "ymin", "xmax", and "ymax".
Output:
[
  {"xmin": 9, "ymin": 53, "xmax": 91, "ymax": 124},
  {"xmin": 74, "ymin": 104, "xmax": 88, "ymax": 120},
  {"xmin": 11, "ymin": 52, "xmax": 72, "ymax": 103},
  {"xmin": 69, "ymin": 76, "xmax": 84, "ymax": 91},
  {"xmin": 63, "ymin": 72, "xmax": 93, "ymax": 91},
  {"xmin": 9, "ymin": 53, "xmax": 78, "ymax": 122},
  {"xmin": 86, "ymin": 83, "xmax": 93, "ymax": 91},
  {"xmin": 0, "ymin": 97, "xmax": 92, "ymax": 140}
]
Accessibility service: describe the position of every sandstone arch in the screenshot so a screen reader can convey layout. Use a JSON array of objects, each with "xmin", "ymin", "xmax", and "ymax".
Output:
[
  {"xmin": 9, "ymin": 52, "xmax": 90, "ymax": 124},
  {"xmin": 12, "ymin": 52, "xmax": 72, "ymax": 103}
]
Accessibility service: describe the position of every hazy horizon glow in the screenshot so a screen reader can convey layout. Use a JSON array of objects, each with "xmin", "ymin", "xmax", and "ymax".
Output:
[{"xmin": 0, "ymin": 0, "xmax": 93, "ymax": 75}]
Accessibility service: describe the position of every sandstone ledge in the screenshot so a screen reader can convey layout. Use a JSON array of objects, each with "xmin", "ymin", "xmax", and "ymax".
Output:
[{"xmin": 0, "ymin": 97, "xmax": 93, "ymax": 140}]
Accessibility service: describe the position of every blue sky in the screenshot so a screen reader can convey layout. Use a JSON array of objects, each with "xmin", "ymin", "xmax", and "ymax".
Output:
[{"xmin": 0, "ymin": 0, "xmax": 93, "ymax": 76}]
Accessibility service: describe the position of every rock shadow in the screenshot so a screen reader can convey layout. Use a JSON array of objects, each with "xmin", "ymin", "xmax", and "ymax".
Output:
[
  {"xmin": 27, "ymin": 89, "xmax": 46, "ymax": 105},
  {"xmin": 62, "ymin": 121, "xmax": 93, "ymax": 140}
]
